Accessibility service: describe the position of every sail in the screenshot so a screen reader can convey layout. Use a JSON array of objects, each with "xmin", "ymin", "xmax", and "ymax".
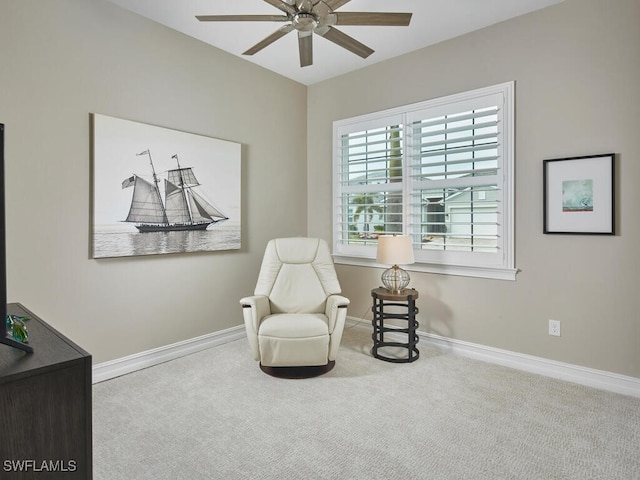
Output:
[
  {"xmin": 187, "ymin": 189, "xmax": 227, "ymax": 223},
  {"xmin": 168, "ymin": 168, "xmax": 199, "ymax": 187},
  {"xmin": 125, "ymin": 176, "xmax": 167, "ymax": 224},
  {"xmin": 164, "ymin": 179, "xmax": 191, "ymax": 224}
]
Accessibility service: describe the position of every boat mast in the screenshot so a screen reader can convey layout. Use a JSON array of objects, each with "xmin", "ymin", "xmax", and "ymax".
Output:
[
  {"xmin": 171, "ymin": 154, "xmax": 194, "ymax": 225},
  {"xmin": 137, "ymin": 150, "xmax": 168, "ymax": 224}
]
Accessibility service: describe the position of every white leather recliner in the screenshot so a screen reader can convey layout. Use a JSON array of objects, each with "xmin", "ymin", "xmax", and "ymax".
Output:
[{"xmin": 240, "ymin": 237, "xmax": 350, "ymax": 377}]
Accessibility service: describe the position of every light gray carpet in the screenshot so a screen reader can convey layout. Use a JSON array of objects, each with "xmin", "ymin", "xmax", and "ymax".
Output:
[{"xmin": 93, "ymin": 325, "xmax": 640, "ymax": 480}]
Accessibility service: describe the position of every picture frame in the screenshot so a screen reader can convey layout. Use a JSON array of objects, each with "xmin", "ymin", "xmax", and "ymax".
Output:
[
  {"xmin": 91, "ymin": 113, "xmax": 241, "ymax": 258},
  {"xmin": 543, "ymin": 153, "xmax": 615, "ymax": 235}
]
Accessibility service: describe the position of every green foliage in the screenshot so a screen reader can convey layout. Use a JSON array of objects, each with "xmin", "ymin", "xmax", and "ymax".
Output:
[{"xmin": 352, "ymin": 194, "xmax": 383, "ymax": 235}]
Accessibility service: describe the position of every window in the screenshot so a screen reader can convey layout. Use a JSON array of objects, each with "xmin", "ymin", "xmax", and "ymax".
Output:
[{"xmin": 333, "ymin": 82, "xmax": 516, "ymax": 280}]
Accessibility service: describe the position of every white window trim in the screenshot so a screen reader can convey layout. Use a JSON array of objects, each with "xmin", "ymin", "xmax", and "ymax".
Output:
[
  {"xmin": 332, "ymin": 82, "xmax": 517, "ymax": 281},
  {"xmin": 332, "ymin": 254, "xmax": 518, "ymax": 281}
]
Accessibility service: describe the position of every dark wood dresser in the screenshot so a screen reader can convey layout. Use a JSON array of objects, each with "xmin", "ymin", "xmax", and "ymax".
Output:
[{"xmin": 0, "ymin": 303, "xmax": 92, "ymax": 479}]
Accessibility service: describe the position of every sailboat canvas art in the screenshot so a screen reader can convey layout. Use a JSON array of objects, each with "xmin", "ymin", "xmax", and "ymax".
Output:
[{"xmin": 91, "ymin": 114, "xmax": 241, "ymax": 258}]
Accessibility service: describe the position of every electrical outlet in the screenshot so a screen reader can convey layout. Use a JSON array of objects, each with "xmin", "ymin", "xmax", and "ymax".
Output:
[{"xmin": 549, "ymin": 319, "xmax": 561, "ymax": 337}]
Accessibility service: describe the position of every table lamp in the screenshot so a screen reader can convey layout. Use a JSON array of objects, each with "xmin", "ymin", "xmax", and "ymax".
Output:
[{"xmin": 376, "ymin": 234, "xmax": 415, "ymax": 294}]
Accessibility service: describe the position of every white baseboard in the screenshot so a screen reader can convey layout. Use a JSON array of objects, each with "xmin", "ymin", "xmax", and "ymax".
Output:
[
  {"xmin": 347, "ymin": 317, "xmax": 640, "ymax": 398},
  {"xmin": 92, "ymin": 325, "xmax": 246, "ymax": 384},
  {"xmin": 94, "ymin": 319, "xmax": 640, "ymax": 398}
]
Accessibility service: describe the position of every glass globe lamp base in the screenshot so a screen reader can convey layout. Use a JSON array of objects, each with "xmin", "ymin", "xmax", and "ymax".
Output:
[{"xmin": 381, "ymin": 265, "xmax": 410, "ymax": 294}]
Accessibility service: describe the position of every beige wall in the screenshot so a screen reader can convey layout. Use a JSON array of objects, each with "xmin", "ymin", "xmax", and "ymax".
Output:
[
  {"xmin": 308, "ymin": 0, "xmax": 640, "ymax": 378},
  {"xmin": 0, "ymin": 0, "xmax": 307, "ymax": 363},
  {"xmin": 2, "ymin": 0, "xmax": 638, "ymax": 379}
]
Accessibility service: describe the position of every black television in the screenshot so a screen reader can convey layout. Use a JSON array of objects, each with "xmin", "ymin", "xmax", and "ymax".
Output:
[{"xmin": 0, "ymin": 123, "xmax": 33, "ymax": 353}]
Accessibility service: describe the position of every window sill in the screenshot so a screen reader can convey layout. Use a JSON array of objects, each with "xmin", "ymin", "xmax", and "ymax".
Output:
[{"xmin": 333, "ymin": 255, "xmax": 518, "ymax": 281}]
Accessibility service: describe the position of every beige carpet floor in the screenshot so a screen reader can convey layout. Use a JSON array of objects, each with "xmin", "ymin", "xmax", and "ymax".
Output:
[{"xmin": 93, "ymin": 325, "xmax": 640, "ymax": 479}]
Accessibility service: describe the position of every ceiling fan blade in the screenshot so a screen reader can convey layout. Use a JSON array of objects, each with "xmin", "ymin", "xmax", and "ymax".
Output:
[
  {"xmin": 317, "ymin": 26, "xmax": 374, "ymax": 59},
  {"xmin": 324, "ymin": 0, "xmax": 352, "ymax": 10},
  {"xmin": 298, "ymin": 31, "xmax": 313, "ymax": 67},
  {"xmin": 196, "ymin": 15, "xmax": 289, "ymax": 22},
  {"xmin": 263, "ymin": 0, "xmax": 296, "ymax": 15},
  {"xmin": 335, "ymin": 12, "xmax": 412, "ymax": 27},
  {"xmin": 243, "ymin": 25, "xmax": 294, "ymax": 56}
]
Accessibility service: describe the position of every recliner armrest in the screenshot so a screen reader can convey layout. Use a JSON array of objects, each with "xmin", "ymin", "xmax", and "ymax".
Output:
[
  {"xmin": 325, "ymin": 294, "xmax": 350, "ymax": 333},
  {"xmin": 240, "ymin": 295, "xmax": 271, "ymax": 332},
  {"xmin": 240, "ymin": 295, "xmax": 271, "ymax": 362}
]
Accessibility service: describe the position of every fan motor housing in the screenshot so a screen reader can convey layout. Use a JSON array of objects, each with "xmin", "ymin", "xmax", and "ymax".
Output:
[{"xmin": 292, "ymin": 12, "xmax": 318, "ymax": 32}]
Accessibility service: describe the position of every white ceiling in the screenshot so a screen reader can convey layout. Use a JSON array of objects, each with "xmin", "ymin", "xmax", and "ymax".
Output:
[{"xmin": 105, "ymin": 0, "xmax": 565, "ymax": 85}]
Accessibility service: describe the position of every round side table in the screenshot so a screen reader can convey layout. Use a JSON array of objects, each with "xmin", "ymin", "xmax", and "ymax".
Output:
[{"xmin": 371, "ymin": 287, "xmax": 419, "ymax": 363}]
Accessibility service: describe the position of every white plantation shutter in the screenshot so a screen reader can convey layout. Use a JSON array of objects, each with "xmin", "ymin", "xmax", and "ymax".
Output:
[
  {"xmin": 335, "ymin": 115, "xmax": 405, "ymax": 258},
  {"xmin": 333, "ymin": 82, "xmax": 515, "ymax": 280},
  {"xmin": 406, "ymin": 92, "xmax": 507, "ymax": 268}
]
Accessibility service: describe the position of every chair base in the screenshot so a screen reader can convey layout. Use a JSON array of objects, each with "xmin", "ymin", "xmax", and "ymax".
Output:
[{"xmin": 259, "ymin": 361, "xmax": 335, "ymax": 379}]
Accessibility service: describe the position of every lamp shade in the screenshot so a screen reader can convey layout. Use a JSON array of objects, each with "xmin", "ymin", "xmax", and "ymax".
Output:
[{"xmin": 376, "ymin": 235, "xmax": 415, "ymax": 265}]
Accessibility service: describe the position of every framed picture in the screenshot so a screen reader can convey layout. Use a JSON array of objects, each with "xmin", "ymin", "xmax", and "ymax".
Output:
[
  {"xmin": 91, "ymin": 114, "xmax": 241, "ymax": 258},
  {"xmin": 543, "ymin": 153, "xmax": 615, "ymax": 235}
]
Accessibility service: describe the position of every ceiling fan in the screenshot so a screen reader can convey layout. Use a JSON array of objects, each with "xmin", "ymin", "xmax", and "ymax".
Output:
[{"xmin": 196, "ymin": 0, "xmax": 412, "ymax": 67}]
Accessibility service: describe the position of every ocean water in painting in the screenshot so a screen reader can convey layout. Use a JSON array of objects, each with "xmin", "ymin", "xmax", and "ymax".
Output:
[{"xmin": 92, "ymin": 221, "xmax": 240, "ymax": 258}]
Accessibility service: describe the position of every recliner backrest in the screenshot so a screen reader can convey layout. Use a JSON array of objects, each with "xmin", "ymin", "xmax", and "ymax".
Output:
[{"xmin": 254, "ymin": 238, "xmax": 342, "ymax": 314}]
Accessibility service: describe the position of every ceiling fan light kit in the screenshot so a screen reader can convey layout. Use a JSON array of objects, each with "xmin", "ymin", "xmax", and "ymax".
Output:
[{"xmin": 196, "ymin": 0, "xmax": 412, "ymax": 67}]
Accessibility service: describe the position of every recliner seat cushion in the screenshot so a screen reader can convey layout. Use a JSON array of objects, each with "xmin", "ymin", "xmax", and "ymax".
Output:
[
  {"xmin": 258, "ymin": 335, "xmax": 329, "ymax": 367},
  {"xmin": 258, "ymin": 313, "xmax": 330, "ymax": 367},
  {"xmin": 259, "ymin": 313, "xmax": 329, "ymax": 338}
]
